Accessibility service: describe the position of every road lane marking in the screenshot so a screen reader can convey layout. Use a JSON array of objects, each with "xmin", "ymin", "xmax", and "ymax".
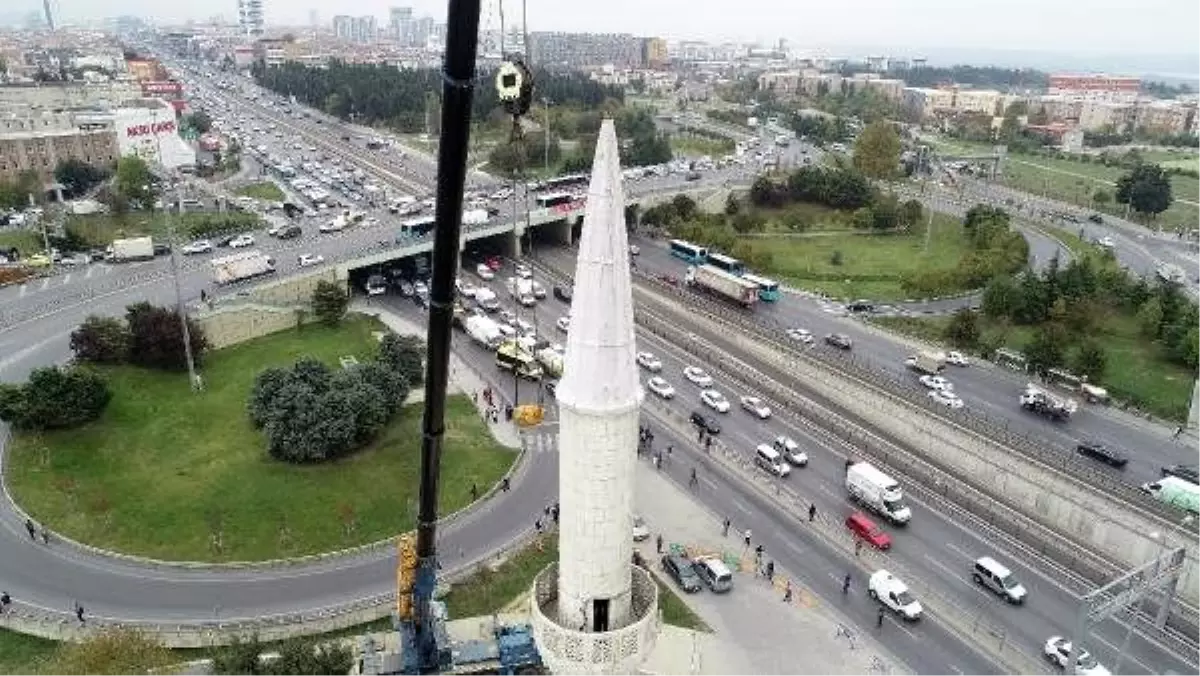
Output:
[
  {"xmin": 18, "ymin": 284, "xmax": 26, "ymax": 297},
  {"xmin": 885, "ymin": 615, "xmax": 918, "ymax": 639},
  {"xmin": 944, "ymin": 542, "xmax": 974, "ymax": 562},
  {"xmin": 731, "ymin": 498, "xmax": 751, "ymax": 515},
  {"xmin": 1088, "ymin": 632, "xmax": 1153, "ymax": 673},
  {"xmin": 85, "ymin": 266, "xmax": 94, "ymax": 278},
  {"xmin": 39, "ymin": 279, "xmax": 48, "ymax": 290},
  {"xmin": 62, "ymin": 273, "xmax": 71, "ymax": 285}
]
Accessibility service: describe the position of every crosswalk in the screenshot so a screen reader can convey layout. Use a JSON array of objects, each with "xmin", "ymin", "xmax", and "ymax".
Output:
[
  {"xmin": 8, "ymin": 263, "xmax": 117, "ymax": 299},
  {"xmin": 519, "ymin": 429, "xmax": 559, "ymax": 455}
]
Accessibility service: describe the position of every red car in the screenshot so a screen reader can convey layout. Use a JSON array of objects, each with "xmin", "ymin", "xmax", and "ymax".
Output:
[
  {"xmin": 485, "ymin": 256, "xmax": 503, "ymax": 271},
  {"xmin": 846, "ymin": 511, "xmax": 891, "ymax": 550}
]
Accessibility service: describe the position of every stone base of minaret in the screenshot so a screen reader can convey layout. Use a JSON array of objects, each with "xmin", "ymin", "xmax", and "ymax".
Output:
[{"xmin": 529, "ymin": 562, "xmax": 659, "ymax": 675}]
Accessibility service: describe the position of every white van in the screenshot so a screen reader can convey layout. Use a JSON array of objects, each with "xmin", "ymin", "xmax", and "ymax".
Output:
[
  {"xmin": 693, "ymin": 556, "xmax": 733, "ymax": 593},
  {"xmin": 755, "ymin": 444, "xmax": 791, "ymax": 478}
]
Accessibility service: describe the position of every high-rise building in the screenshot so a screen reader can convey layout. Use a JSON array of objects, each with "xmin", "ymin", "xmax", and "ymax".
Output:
[
  {"xmin": 390, "ymin": 6, "xmax": 413, "ymax": 44},
  {"xmin": 529, "ymin": 119, "xmax": 659, "ymax": 673},
  {"xmin": 529, "ymin": 32, "xmax": 646, "ymax": 68},
  {"xmin": 237, "ymin": 0, "xmax": 264, "ymax": 38},
  {"xmin": 42, "ymin": 0, "xmax": 54, "ymax": 31},
  {"xmin": 333, "ymin": 15, "xmax": 376, "ymax": 44}
]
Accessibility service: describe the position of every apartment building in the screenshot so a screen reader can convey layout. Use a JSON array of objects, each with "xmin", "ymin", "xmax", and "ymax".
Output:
[
  {"xmin": 528, "ymin": 32, "xmax": 648, "ymax": 69},
  {"xmin": 757, "ymin": 70, "xmax": 904, "ymax": 101},
  {"xmin": 0, "ymin": 80, "xmax": 143, "ymax": 111},
  {"xmin": 0, "ymin": 113, "xmax": 118, "ymax": 183},
  {"xmin": 1048, "ymin": 74, "xmax": 1140, "ymax": 104}
]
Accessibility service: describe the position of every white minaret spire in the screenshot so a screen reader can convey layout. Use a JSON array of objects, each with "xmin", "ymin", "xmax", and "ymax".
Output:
[
  {"xmin": 531, "ymin": 119, "xmax": 658, "ymax": 675},
  {"xmin": 554, "ymin": 118, "xmax": 644, "ymax": 635}
]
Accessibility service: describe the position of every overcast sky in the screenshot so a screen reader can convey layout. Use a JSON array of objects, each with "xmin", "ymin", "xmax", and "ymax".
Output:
[{"xmin": 20, "ymin": 0, "xmax": 1200, "ymax": 69}]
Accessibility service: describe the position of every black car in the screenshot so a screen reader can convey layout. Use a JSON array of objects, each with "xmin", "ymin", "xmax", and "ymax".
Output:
[
  {"xmin": 277, "ymin": 225, "xmax": 302, "ymax": 239},
  {"xmin": 1076, "ymin": 442, "xmax": 1128, "ymax": 468},
  {"xmin": 1088, "ymin": 213, "xmax": 1104, "ymax": 224},
  {"xmin": 661, "ymin": 554, "xmax": 703, "ymax": 593},
  {"xmin": 689, "ymin": 411, "xmax": 720, "ymax": 435},
  {"xmin": 553, "ymin": 285, "xmax": 572, "ymax": 303},
  {"xmin": 847, "ymin": 300, "xmax": 874, "ymax": 313},
  {"xmin": 1162, "ymin": 464, "xmax": 1199, "ymax": 484},
  {"xmin": 824, "ymin": 333, "xmax": 853, "ymax": 350},
  {"xmin": 152, "ymin": 243, "xmax": 171, "ymax": 256}
]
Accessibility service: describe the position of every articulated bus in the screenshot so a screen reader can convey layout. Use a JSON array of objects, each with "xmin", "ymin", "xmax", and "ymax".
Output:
[
  {"xmin": 398, "ymin": 215, "xmax": 437, "ymax": 240},
  {"xmin": 706, "ymin": 252, "xmax": 746, "ymax": 276},
  {"xmin": 542, "ymin": 173, "xmax": 589, "ymax": 192},
  {"xmin": 668, "ymin": 239, "xmax": 709, "ymax": 265},
  {"xmin": 742, "ymin": 273, "xmax": 781, "ymax": 302},
  {"xmin": 536, "ymin": 192, "xmax": 576, "ymax": 208}
]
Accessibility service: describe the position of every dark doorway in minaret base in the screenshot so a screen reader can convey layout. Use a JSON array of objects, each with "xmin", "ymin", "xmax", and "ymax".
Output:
[{"xmin": 593, "ymin": 599, "xmax": 610, "ymax": 632}]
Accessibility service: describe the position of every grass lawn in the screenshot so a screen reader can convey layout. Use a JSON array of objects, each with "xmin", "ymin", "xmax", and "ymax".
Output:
[
  {"xmin": 670, "ymin": 134, "xmax": 735, "ymax": 158},
  {"xmin": 743, "ymin": 212, "xmax": 969, "ymax": 301},
  {"xmin": 441, "ymin": 533, "xmax": 709, "ymax": 632},
  {"xmin": 0, "ymin": 229, "xmax": 43, "ymax": 255},
  {"xmin": 6, "ymin": 316, "xmax": 517, "ymax": 561},
  {"xmin": 65, "ymin": 212, "xmax": 261, "ymax": 247},
  {"xmin": 754, "ymin": 201, "xmax": 853, "ymax": 233},
  {"xmin": 0, "ymin": 628, "xmax": 57, "ymax": 674},
  {"xmin": 234, "ymin": 181, "xmax": 286, "ymax": 202},
  {"xmin": 872, "ymin": 309, "xmax": 1194, "ymax": 421}
]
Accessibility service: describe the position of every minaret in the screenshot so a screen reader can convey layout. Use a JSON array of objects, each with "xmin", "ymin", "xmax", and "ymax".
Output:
[{"xmin": 530, "ymin": 119, "xmax": 659, "ymax": 674}]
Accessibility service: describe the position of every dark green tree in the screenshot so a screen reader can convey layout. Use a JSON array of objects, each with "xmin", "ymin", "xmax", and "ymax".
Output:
[
  {"xmin": 724, "ymin": 193, "xmax": 740, "ymax": 216},
  {"xmin": 54, "ymin": 159, "xmax": 111, "ymax": 197},
  {"xmin": 852, "ymin": 120, "xmax": 902, "ymax": 180},
  {"xmin": 943, "ymin": 308, "xmax": 982, "ymax": 348},
  {"xmin": 312, "ymin": 280, "xmax": 349, "ymax": 326},
  {"xmin": 115, "ymin": 156, "xmax": 157, "ymax": 208},
  {"xmin": 378, "ymin": 333, "xmax": 425, "ymax": 387},
  {"xmin": 70, "ymin": 315, "xmax": 131, "ymax": 364},
  {"xmin": 1024, "ymin": 324, "xmax": 1068, "ymax": 375},
  {"xmin": 1115, "ymin": 163, "xmax": 1173, "ymax": 218},
  {"xmin": 1136, "ymin": 297, "xmax": 1164, "ymax": 338},
  {"xmin": 125, "ymin": 302, "xmax": 208, "ymax": 371},
  {"xmin": 0, "ymin": 366, "xmax": 111, "ymax": 431},
  {"xmin": 1072, "ymin": 340, "xmax": 1107, "ymax": 380}
]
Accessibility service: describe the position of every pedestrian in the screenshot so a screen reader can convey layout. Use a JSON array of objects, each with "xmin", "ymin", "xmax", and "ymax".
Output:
[
  {"xmin": 755, "ymin": 543, "xmax": 764, "ymax": 565},
  {"xmin": 75, "ymin": 603, "xmax": 85, "ymax": 624},
  {"xmin": 501, "ymin": 476, "xmax": 510, "ymax": 492},
  {"xmin": 656, "ymin": 534, "xmax": 663, "ymax": 554},
  {"xmin": 666, "ymin": 445, "xmax": 673, "ymax": 461},
  {"xmin": 200, "ymin": 289, "xmax": 208, "ymax": 303},
  {"xmin": 653, "ymin": 452, "xmax": 662, "ymax": 470},
  {"xmin": 783, "ymin": 580, "xmax": 793, "ymax": 603},
  {"xmin": 722, "ymin": 518, "xmax": 730, "ymax": 537},
  {"xmin": 24, "ymin": 519, "xmax": 35, "ymax": 541},
  {"xmin": 743, "ymin": 529, "xmax": 752, "ymax": 549},
  {"xmin": 854, "ymin": 538, "xmax": 863, "ymax": 557},
  {"xmin": 0, "ymin": 591, "xmax": 10, "ymax": 615},
  {"xmin": 1174, "ymin": 426, "xmax": 1184, "ymax": 440},
  {"xmin": 470, "ymin": 483, "xmax": 478, "ymax": 501},
  {"xmin": 808, "ymin": 503, "xmax": 817, "ymax": 522},
  {"xmin": 40, "ymin": 528, "xmax": 49, "ymax": 545},
  {"xmin": 876, "ymin": 606, "xmax": 885, "ymax": 628},
  {"xmin": 544, "ymin": 504, "xmax": 552, "ymax": 518},
  {"xmin": 689, "ymin": 467, "xmax": 698, "ymax": 489},
  {"xmin": 842, "ymin": 573, "xmax": 852, "ymax": 595},
  {"xmin": 705, "ymin": 436, "xmax": 713, "ymax": 453},
  {"xmin": 766, "ymin": 560, "xmax": 774, "ymax": 581},
  {"xmin": 551, "ymin": 503, "xmax": 559, "ymax": 523},
  {"xmin": 697, "ymin": 426, "xmax": 704, "ymax": 442},
  {"xmin": 535, "ymin": 518, "xmax": 543, "ymax": 534}
]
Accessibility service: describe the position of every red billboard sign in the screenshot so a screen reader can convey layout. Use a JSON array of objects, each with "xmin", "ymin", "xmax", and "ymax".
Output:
[
  {"xmin": 140, "ymin": 80, "xmax": 183, "ymax": 97},
  {"xmin": 126, "ymin": 120, "xmax": 177, "ymax": 138}
]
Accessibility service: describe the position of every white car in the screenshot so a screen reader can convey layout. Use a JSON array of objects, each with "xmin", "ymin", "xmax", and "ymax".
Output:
[
  {"xmin": 773, "ymin": 436, "xmax": 808, "ymax": 466},
  {"xmin": 645, "ymin": 377, "xmax": 675, "ymax": 399},
  {"xmin": 1044, "ymin": 637, "xmax": 1110, "ymax": 676},
  {"xmin": 229, "ymin": 234, "xmax": 255, "ymax": 248},
  {"xmin": 556, "ymin": 316, "xmax": 570, "ymax": 333},
  {"xmin": 515, "ymin": 263, "xmax": 532, "ymax": 279},
  {"xmin": 946, "ymin": 351, "xmax": 970, "ymax": 367},
  {"xmin": 497, "ymin": 324, "xmax": 517, "ymax": 338},
  {"xmin": 700, "ymin": 389, "xmax": 731, "ymax": 413},
  {"xmin": 632, "ymin": 515, "xmax": 650, "ymax": 541},
  {"xmin": 636, "ymin": 352, "xmax": 663, "ymax": 372},
  {"xmin": 927, "ymin": 389, "xmax": 964, "ymax": 409},
  {"xmin": 514, "ymin": 318, "xmax": 535, "ymax": 335},
  {"xmin": 456, "ymin": 279, "xmax": 478, "ymax": 298},
  {"xmin": 318, "ymin": 220, "xmax": 345, "ymax": 233},
  {"xmin": 181, "ymin": 240, "xmax": 213, "ymax": 255},
  {"xmin": 918, "ymin": 375, "xmax": 953, "ymax": 391},
  {"xmin": 297, "ymin": 253, "xmax": 324, "ymax": 267},
  {"xmin": 1096, "ymin": 236, "xmax": 1115, "ymax": 249},
  {"xmin": 413, "ymin": 280, "xmax": 428, "ymax": 296},
  {"xmin": 530, "ymin": 280, "xmax": 547, "ymax": 299},
  {"xmin": 786, "ymin": 328, "xmax": 814, "ymax": 345},
  {"xmin": 629, "ymin": 244, "xmax": 640, "ymax": 256},
  {"xmin": 476, "ymin": 263, "xmax": 495, "ymax": 281},
  {"xmin": 518, "ymin": 294, "xmax": 537, "ymax": 307},
  {"xmin": 740, "ymin": 395, "xmax": 771, "ymax": 419},
  {"xmin": 868, "ymin": 570, "xmax": 923, "ymax": 621},
  {"xmin": 683, "ymin": 366, "xmax": 714, "ymax": 387},
  {"xmin": 267, "ymin": 223, "xmax": 284, "ymax": 236}
]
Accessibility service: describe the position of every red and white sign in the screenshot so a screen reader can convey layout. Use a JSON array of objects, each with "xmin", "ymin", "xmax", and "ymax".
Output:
[
  {"xmin": 125, "ymin": 120, "xmax": 177, "ymax": 138},
  {"xmin": 552, "ymin": 200, "xmax": 587, "ymax": 214},
  {"xmin": 1048, "ymin": 74, "xmax": 1140, "ymax": 93},
  {"xmin": 141, "ymin": 80, "xmax": 184, "ymax": 97}
]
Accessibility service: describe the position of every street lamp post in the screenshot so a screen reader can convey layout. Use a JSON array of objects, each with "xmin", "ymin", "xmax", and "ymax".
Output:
[
  {"xmin": 168, "ymin": 180, "xmax": 201, "ymax": 392},
  {"xmin": 542, "ymin": 98, "xmax": 551, "ymax": 175}
]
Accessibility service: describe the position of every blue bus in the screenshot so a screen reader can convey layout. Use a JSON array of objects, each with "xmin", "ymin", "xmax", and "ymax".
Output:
[
  {"xmin": 706, "ymin": 252, "xmax": 746, "ymax": 276},
  {"xmin": 397, "ymin": 215, "xmax": 437, "ymax": 240},
  {"xmin": 669, "ymin": 239, "xmax": 708, "ymax": 265},
  {"xmin": 742, "ymin": 273, "xmax": 781, "ymax": 302}
]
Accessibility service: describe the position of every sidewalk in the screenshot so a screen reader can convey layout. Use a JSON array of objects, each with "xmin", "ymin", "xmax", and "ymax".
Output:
[
  {"xmin": 633, "ymin": 464, "xmax": 909, "ymax": 675},
  {"xmin": 351, "ymin": 301, "xmax": 521, "ymax": 449}
]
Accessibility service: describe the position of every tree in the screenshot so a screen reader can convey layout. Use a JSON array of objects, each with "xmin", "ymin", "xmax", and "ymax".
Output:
[
  {"xmin": 312, "ymin": 280, "xmax": 349, "ymax": 326},
  {"xmin": 378, "ymin": 333, "xmax": 425, "ymax": 387},
  {"xmin": 125, "ymin": 302, "xmax": 209, "ymax": 371},
  {"xmin": 724, "ymin": 193, "xmax": 740, "ymax": 216},
  {"xmin": 114, "ymin": 156, "xmax": 157, "ymax": 208},
  {"xmin": 1136, "ymin": 297, "xmax": 1164, "ymax": 338},
  {"xmin": 943, "ymin": 308, "xmax": 982, "ymax": 348},
  {"xmin": 0, "ymin": 365, "xmax": 111, "ymax": 431},
  {"xmin": 70, "ymin": 315, "xmax": 131, "ymax": 364},
  {"xmin": 187, "ymin": 110, "xmax": 213, "ymax": 134},
  {"xmin": 54, "ymin": 159, "xmax": 110, "ymax": 197},
  {"xmin": 212, "ymin": 634, "xmax": 353, "ymax": 675},
  {"xmin": 851, "ymin": 120, "xmax": 902, "ymax": 181},
  {"xmin": 1092, "ymin": 189, "xmax": 1111, "ymax": 206},
  {"xmin": 42, "ymin": 629, "xmax": 173, "ymax": 675},
  {"xmin": 1115, "ymin": 163, "xmax": 1173, "ymax": 218},
  {"xmin": 899, "ymin": 199, "xmax": 924, "ymax": 228},
  {"xmin": 1072, "ymin": 340, "xmax": 1107, "ymax": 381},
  {"xmin": 1024, "ymin": 324, "xmax": 1068, "ymax": 375}
]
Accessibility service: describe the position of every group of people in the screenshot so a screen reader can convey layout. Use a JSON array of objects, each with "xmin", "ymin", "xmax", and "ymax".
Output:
[{"xmin": 533, "ymin": 502, "xmax": 560, "ymax": 534}]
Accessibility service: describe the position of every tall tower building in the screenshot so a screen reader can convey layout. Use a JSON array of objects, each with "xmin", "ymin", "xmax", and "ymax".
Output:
[
  {"xmin": 237, "ymin": 0, "xmax": 264, "ymax": 38},
  {"xmin": 530, "ymin": 120, "xmax": 659, "ymax": 674},
  {"xmin": 42, "ymin": 0, "xmax": 55, "ymax": 31}
]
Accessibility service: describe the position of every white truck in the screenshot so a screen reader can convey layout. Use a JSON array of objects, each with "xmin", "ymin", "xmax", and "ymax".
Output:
[
  {"xmin": 464, "ymin": 314, "xmax": 504, "ymax": 350},
  {"xmin": 1019, "ymin": 384, "xmax": 1078, "ymax": 421},
  {"xmin": 846, "ymin": 462, "xmax": 912, "ymax": 525},
  {"xmin": 506, "ymin": 276, "xmax": 536, "ymax": 306},
  {"xmin": 905, "ymin": 351, "xmax": 946, "ymax": 375},
  {"xmin": 686, "ymin": 264, "xmax": 759, "ymax": 307},
  {"xmin": 474, "ymin": 287, "xmax": 500, "ymax": 312},
  {"xmin": 536, "ymin": 346, "xmax": 564, "ymax": 378},
  {"xmin": 211, "ymin": 250, "xmax": 276, "ymax": 285},
  {"xmin": 463, "ymin": 208, "xmax": 490, "ymax": 225},
  {"xmin": 1141, "ymin": 477, "xmax": 1200, "ymax": 515},
  {"xmin": 108, "ymin": 236, "xmax": 155, "ymax": 262}
]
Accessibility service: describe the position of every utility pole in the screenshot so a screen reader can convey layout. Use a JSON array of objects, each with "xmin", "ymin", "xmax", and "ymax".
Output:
[
  {"xmin": 31, "ymin": 192, "xmax": 54, "ymax": 274},
  {"xmin": 168, "ymin": 178, "xmax": 200, "ymax": 392},
  {"xmin": 543, "ymin": 98, "xmax": 551, "ymax": 174}
]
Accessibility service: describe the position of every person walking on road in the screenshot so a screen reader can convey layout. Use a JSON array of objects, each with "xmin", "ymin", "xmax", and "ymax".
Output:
[
  {"xmin": 689, "ymin": 467, "xmax": 698, "ymax": 489},
  {"xmin": 24, "ymin": 519, "xmax": 35, "ymax": 541},
  {"xmin": 40, "ymin": 528, "xmax": 49, "ymax": 545},
  {"xmin": 501, "ymin": 476, "xmax": 510, "ymax": 492},
  {"xmin": 743, "ymin": 529, "xmax": 752, "ymax": 549},
  {"xmin": 656, "ymin": 534, "xmax": 663, "ymax": 554},
  {"xmin": 842, "ymin": 573, "xmax": 852, "ymax": 595},
  {"xmin": 754, "ymin": 543, "xmax": 764, "ymax": 566},
  {"xmin": 721, "ymin": 518, "xmax": 730, "ymax": 537},
  {"xmin": 765, "ymin": 560, "xmax": 775, "ymax": 582},
  {"xmin": 876, "ymin": 606, "xmax": 885, "ymax": 628},
  {"xmin": 470, "ymin": 483, "xmax": 478, "ymax": 501},
  {"xmin": 0, "ymin": 591, "xmax": 11, "ymax": 615},
  {"xmin": 783, "ymin": 580, "xmax": 793, "ymax": 603},
  {"xmin": 75, "ymin": 603, "xmax": 85, "ymax": 625},
  {"xmin": 854, "ymin": 538, "xmax": 863, "ymax": 557},
  {"xmin": 808, "ymin": 503, "xmax": 817, "ymax": 522}
]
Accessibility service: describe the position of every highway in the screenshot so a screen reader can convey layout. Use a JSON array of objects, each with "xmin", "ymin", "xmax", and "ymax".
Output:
[{"xmin": 411, "ymin": 258, "xmax": 1197, "ymax": 674}]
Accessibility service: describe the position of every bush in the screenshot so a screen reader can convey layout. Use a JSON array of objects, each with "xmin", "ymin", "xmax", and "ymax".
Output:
[
  {"xmin": 125, "ymin": 302, "xmax": 209, "ymax": 371},
  {"xmin": 378, "ymin": 333, "xmax": 426, "ymax": 386},
  {"xmin": 829, "ymin": 250, "xmax": 844, "ymax": 266},
  {"xmin": 0, "ymin": 365, "xmax": 111, "ymax": 431},
  {"xmin": 250, "ymin": 358, "xmax": 409, "ymax": 463},
  {"xmin": 70, "ymin": 315, "xmax": 131, "ymax": 364},
  {"xmin": 211, "ymin": 634, "xmax": 354, "ymax": 675},
  {"xmin": 312, "ymin": 280, "xmax": 349, "ymax": 326}
]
